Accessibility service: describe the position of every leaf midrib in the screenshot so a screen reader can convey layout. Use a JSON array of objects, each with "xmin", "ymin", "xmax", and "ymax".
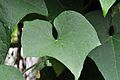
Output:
[{"xmin": 110, "ymin": 37, "xmax": 119, "ymax": 80}]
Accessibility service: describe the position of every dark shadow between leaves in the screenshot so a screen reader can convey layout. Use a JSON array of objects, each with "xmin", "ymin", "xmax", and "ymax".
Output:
[
  {"xmin": 79, "ymin": 57, "xmax": 105, "ymax": 80},
  {"xmin": 20, "ymin": 13, "xmax": 48, "ymax": 22}
]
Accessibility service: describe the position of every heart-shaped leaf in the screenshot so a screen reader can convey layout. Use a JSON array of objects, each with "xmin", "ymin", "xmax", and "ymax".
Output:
[
  {"xmin": 86, "ymin": 10, "xmax": 120, "ymax": 80},
  {"xmin": 0, "ymin": 65, "xmax": 24, "ymax": 80},
  {"xmin": 99, "ymin": 0, "xmax": 116, "ymax": 16},
  {"xmin": 22, "ymin": 11, "xmax": 100, "ymax": 79},
  {"xmin": 0, "ymin": 0, "xmax": 48, "ymax": 30},
  {"xmin": 0, "ymin": 22, "xmax": 10, "ymax": 64}
]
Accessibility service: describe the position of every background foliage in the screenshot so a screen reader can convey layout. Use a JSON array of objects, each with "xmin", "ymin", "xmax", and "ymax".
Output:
[{"xmin": 0, "ymin": 0, "xmax": 120, "ymax": 80}]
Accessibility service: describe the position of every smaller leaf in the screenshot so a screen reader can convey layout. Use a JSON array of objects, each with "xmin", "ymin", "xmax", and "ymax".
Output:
[
  {"xmin": 0, "ymin": 65, "xmax": 24, "ymax": 80},
  {"xmin": 85, "ymin": 10, "xmax": 120, "ymax": 80},
  {"xmin": 99, "ymin": 0, "xmax": 116, "ymax": 17}
]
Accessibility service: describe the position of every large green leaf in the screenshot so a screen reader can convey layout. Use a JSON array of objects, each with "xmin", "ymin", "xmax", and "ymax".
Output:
[
  {"xmin": 99, "ymin": 0, "xmax": 116, "ymax": 16},
  {"xmin": 22, "ymin": 11, "xmax": 100, "ymax": 79},
  {"xmin": 86, "ymin": 10, "xmax": 120, "ymax": 80},
  {"xmin": 0, "ymin": 22, "xmax": 10, "ymax": 64},
  {"xmin": 0, "ymin": 0, "xmax": 48, "ymax": 30},
  {"xmin": 0, "ymin": 65, "xmax": 24, "ymax": 80}
]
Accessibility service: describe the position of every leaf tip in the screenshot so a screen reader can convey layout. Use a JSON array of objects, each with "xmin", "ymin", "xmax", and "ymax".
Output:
[{"xmin": 102, "ymin": 9, "xmax": 107, "ymax": 17}]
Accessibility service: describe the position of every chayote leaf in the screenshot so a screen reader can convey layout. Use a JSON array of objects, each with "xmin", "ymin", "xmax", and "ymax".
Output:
[
  {"xmin": 22, "ymin": 11, "xmax": 100, "ymax": 79},
  {"xmin": 86, "ymin": 10, "xmax": 120, "ymax": 80}
]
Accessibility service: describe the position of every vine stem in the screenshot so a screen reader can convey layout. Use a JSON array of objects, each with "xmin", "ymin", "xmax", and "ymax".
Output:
[
  {"xmin": 22, "ymin": 62, "xmax": 38, "ymax": 74},
  {"xmin": 22, "ymin": 57, "xmax": 49, "ymax": 74}
]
